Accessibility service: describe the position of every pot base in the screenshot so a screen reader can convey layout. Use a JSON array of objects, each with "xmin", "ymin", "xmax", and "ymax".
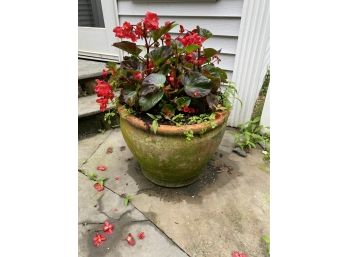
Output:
[{"xmin": 141, "ymin": 167, "xmax": 201, "ymax": 188}]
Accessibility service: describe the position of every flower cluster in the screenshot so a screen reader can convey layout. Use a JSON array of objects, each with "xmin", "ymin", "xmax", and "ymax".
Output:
[
  {"xmin": 96, "ymin": 11, "xmax": 236, "ymax": 126},
  {"xmin": 113, "ymin": 11, "xmax": 159, "ymax": 42},
  {"xmin": 95, "ymin": 79, "xmax": 114, "ymax": 111},
  {"xmin": 177, "ymin": 32, "xmax": 206, "ymax": 47}
]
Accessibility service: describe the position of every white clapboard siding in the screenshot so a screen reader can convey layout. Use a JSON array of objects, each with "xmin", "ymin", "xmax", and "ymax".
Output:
[
  {"xmin": 135, "ymin": 35, "xmax": 238, "ymax": 55},
  {"xmin": 118, "ymin": 0, "xmax": 243, "ymax": 17},
  {"xmin": 119, "ymin": 16, "xmax": 241, "ymax": 37},
  {"xmin": 118, "ymin": 0, "xmax": 243, "ymax": 75}
]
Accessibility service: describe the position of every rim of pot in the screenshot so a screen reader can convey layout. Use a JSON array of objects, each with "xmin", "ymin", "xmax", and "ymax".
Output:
[{"xmin": 118, "ymin": 105, "xmax": 229, "ymax": 136}]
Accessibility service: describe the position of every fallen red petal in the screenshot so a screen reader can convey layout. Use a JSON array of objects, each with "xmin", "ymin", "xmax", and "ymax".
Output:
[
  {"xmin": 103, "ymin": 221, "xmax": 114, "ymax": 234},
  {"xmin": 94, "ymin": 183, "xmax": 104, "ymax": 192},
  {"xmin": 106, "ymin": 147, "xmax": 113, "ymax": 154},
  {"xmin": 137, "ymin": 232, "xmax": 145, "ymax": 240},
  {"xmin": 232, "ymin": 251, "xmax": 248, "ymax": 257},
  {"xmin": 93, "ymin": 233, "xmax": 107, "ymax": 247},
  {"xmin": 97, "ymin": 165, "xmax": 107, "ymax": 171},
  {"xmin": 115, "ymin": 176, "xmax": 120, "ymax": 181},
  {"xmin": 126, "ymin": 233, "xmax": 136, "ymax": 246}
]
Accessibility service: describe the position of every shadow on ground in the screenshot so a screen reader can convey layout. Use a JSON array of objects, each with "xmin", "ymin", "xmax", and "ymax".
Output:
[{"xmin": 126, "ymin": 149, "xmax": 242, "ymax": 204}]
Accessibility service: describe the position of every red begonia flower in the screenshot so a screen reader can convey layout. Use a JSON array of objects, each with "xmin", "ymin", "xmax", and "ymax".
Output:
[
  {"xmin": 134, "ymin": 22, "xmax": 144, "ymax": 38},
  {"xmin": 231, "ymin": 251, "xmax": 248, "ymax": 257},
  {"xmin": 177, "ymin": 32, "xmax": 205, "ymax": 47},
  {"xmin": 101, "ymin": 69, "xmax": 108, "ymax": 78},
  {"xmin": 97, "ymin": 165, "xmax": 107, "ymax": 171},
  {"xmin": 196, "ymin": 56, "xmax": 207, "ymax": 66},
  {"xmin": 137, "ymin": 232, "xmax": 145, "ymax": 240},
  {"xmin": 182, "ymin": 106, "xmax": 190, "ymax": 113},
  {"xmin": 95, "ymin": 79, "xmax": 114, "ymax": 112},
  {"xmin": 144, "ymin": 11, "xmax": 159, "ymax": 31},
  {"xmin": 164, "ymin": 33, "xmax": 171, "ymax": 46},
  {"xmin": 93, "ymin": 233, "xmax": 107, "ymax": 247},
  {"xmin": 96, "ymin": 98, "xmax": 108, "ymax": 112},
  {"xmin": 94, "ymin": 183, "xmax": 104, "ymax": 192},
  {"xmin": 126, "ymin": 233, "xmax": 136, "ymax": 246},
  {"xmin": 133, "ymin": 71, "xmax": 143, "ymax": 81},
  {"xmin": 103, "ymin": 221, "xmax": 114, "ymax": 234}
]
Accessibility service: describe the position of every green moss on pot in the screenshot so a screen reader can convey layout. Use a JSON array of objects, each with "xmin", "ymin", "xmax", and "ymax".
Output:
[{"xmin": 119, "ymin": 107, "xmax": 229, "ymax": 187}]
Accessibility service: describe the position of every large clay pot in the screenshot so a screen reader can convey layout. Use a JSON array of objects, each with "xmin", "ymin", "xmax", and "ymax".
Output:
[{"xmin": 118, "ymin": 106, "xmax": 229, "ymax": 187}]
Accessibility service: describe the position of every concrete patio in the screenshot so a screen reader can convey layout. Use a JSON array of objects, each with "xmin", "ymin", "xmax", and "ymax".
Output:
[{"xmin": 78, "ymin": 128, "xmax": 270, "ymax": 257}]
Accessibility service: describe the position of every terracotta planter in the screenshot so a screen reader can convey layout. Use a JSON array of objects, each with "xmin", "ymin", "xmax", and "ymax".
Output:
[{"xmin": 118, "ymin": 106, "xmax": 229, "ymax": 187}]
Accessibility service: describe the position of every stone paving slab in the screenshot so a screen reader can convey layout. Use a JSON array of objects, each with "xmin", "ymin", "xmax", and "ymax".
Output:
[
  {"xmin": 78, "ymin": 130, "xmax": 112, "ymax": 168},
  {"xmin": 78, "ymin": 172, "xmax": 188, "ymax": 257},
  {"xmin": 79, "ymin": 128, "xmax": 270, "ymax": 257},
  {"xmin": 79, "ymin": 59, "xmax": 106, "ymax": 80}
]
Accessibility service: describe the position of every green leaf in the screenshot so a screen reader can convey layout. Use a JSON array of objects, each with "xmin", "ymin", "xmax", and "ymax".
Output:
[
  {"xmin": 96, "ymin": 177, "xmax": 107, "ymax": 186},
  {"xmin": 120, "ymin": 56, "xmax": 143, "ymax": 70},
  {"xmin": 146, "ymin": 113, "xmax": 156, "ymax": 120},
  {"xmin": 203, "ymin": 65, "xmax": 227, "ymax": 83},
  {"xmin": 122, "ymin": 89, "xmax": 137, "ymax": 106},
  {"xmin": 182, "ymin": 72, "xmax": 212, "ymax": 98},
  {"xmin": 87, "ymin": 172, "xmax": 97, "ymax": 181},
  {"xmin": 152, "ymin": 22, "xmax": 177, "ymax": 42},
  {"xmin": 184, "ymin": 44, "xmax": 200, "ymax": 53},
  {"xmin": 148, "ymin": 46, "xmax": 173, "ymax": 66},
  {"xmin": 203, "ymin": 48, "xmax": 220, "ymax": 58},
  {"xmin": 174, "ymin": 96, "xmax": 191, "ymax": 110},
  {"xmin": 206, "ymin": 93, "xmax": 219, "ymax": 110},
  {"xmin": 142, "ymin": 73, "xmax": 166, "ymax": 89},
  {"xmin": 197, "ymin": 27, "xmax": 213, "ymax": 39},
  {"xmin": 113, "ymin": 41, "xmax": 142, "ymax": 56},
  {"xmin": 124, "ymin": 195, "xmax": 132, "ymax": 206},
  {"xmin": 151, "ymin": 119, "xmax": 159, "ymax": 134},
  {"xmin": 140, "ymin": 73, "xmax": 166, "ymax": 97},
  {"xmin": 161, "ymin": 104, "xmax": 176, "ymax": 119},
  {"xmin": 139, "ymin": 91, "xmax": 164, "ymax": 111}
]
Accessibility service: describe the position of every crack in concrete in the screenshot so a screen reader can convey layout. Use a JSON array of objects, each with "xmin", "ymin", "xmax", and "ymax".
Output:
[
  {"xmin": 78, "ymin": 167, "xmax": 191, "ymax": 257},
  {"xmin": 79, "ymin": 131, "xmax": 114, "ymax": 169}
]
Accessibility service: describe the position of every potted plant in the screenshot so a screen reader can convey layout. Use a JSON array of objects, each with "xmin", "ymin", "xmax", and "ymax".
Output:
[{"xmin": 95, "ymin": 11, "xmax": 239, "ymax": 187}]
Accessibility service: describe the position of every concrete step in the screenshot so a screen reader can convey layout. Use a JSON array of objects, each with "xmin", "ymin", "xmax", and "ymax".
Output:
[
  {"xmin": 78, "ymin": 94, "xmax": 100, "ymax": 118},
  {"xmin": 78, "ymin": 95, "xmax": 119, "ymax": 140},
  {"xmin": 78, "ymin": 59, "xmax": 119, "ymax": 139},
  {"xmin": 78, "ymin": 59, "xmax": 106, "ymax": 80}
]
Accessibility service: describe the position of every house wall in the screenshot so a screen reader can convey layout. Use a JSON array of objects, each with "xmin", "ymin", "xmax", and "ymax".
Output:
[{"xmin": 116, "ymin": 0, "xmax": 244, "ymax": 79}]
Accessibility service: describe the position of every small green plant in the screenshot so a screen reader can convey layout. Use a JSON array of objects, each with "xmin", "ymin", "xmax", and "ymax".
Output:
[
  {"xmin": 261, "ymin": 235, "xmax": 270, "ymax": 257},
  {"xmin": 104, "ymin": 111, "xmax": 116, "ymax": 125},
  {"xmin": 86, "ymin": 171, "xmax": 108, "ymax": 186},
  {"xmin": 123, "ymin": 194, "xmax": 132, "ymax": 206},
  {"xmin": 184, "ymin": 130, "xmax": 194, "ymax": 141},
  {"xmin": 170, "ymin": 113, "xmax": 185, "ymax": 126},
  {"xmin": 147, "ymin": 113, "xmax": 162, "ymax": 134},
  {"xmin": 234, "ymin": 116, "xmax": 270, "ymax": 155},
  {"xmin": 221, "ymin": 81, "xmax": 242, "ymax": 111}
]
